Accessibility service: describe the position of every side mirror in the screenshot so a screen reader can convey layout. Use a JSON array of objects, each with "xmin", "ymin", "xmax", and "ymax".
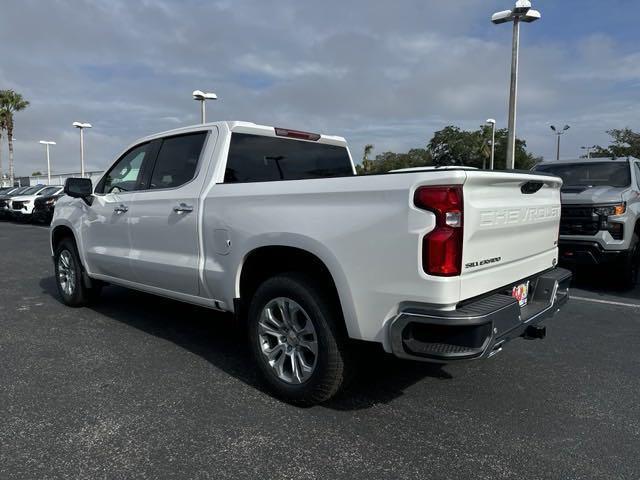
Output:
[{"xmin": 64, "ymin": 178, "xmax": 93, "ymax": 204}]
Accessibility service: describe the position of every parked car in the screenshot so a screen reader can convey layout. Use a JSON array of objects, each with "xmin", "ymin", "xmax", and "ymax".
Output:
[
  {"xmin": 533, "ymin": 157, "xmax": 640, "ymax": 287},
  {"xmin": 9, "ymin": 185, "xmax": 63, "ymax": 221},
  {"xmin": 32, "ymin": 190, "xmax": 66, "ymax": 225},
  {"xmin": 0, "ymin": 186, "xmax": 32, "ymax": 218},
  {"xmin": 51, "ymin": 121, "xmax": 571, "ymax": 404}
]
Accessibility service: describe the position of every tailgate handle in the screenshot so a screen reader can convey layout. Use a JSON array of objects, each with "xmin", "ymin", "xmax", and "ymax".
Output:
[{"xmin": 521, "ymin": 181, "xmax": 543, "ymax": 194}]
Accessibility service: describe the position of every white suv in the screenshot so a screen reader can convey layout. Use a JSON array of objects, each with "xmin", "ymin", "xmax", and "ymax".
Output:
[{"xmin": 10, "ymin": 185, "xmax": 63, "ymax": 220}]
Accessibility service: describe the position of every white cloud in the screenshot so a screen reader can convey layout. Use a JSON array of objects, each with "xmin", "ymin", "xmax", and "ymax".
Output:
[{"xmin": 0, "ymin": 0, "xmax": 638, "ymax": 177}]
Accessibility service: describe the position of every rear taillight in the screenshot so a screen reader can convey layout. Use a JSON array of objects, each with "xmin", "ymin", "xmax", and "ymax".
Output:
[{"xmin": 414, "ymin": 186, "xmax": 464, "ymax": 276}]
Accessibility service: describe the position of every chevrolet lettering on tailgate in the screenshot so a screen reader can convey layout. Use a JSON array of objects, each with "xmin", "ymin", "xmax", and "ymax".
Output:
[{"xmin": 479, "ymin": 206, "xmax": 561, "ymax": 228}]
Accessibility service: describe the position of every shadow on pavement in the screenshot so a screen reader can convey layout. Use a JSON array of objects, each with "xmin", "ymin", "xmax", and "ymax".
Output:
[
  {"xmin": 567, "ymin": 263, "xmax": 640, "ymax": 300},
  {"xmin": 39, "ymin": 275, "xmax": 451, "ymax": 411}
]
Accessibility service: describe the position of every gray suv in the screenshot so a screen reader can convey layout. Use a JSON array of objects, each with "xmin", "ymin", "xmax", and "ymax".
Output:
[{"xmin": 534, "ymin": 157, "xmax": 640, "ymax": 287}]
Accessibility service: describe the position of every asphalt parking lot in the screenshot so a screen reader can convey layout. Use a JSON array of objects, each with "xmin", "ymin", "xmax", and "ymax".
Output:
[{"xmin": 1, "ymin": 222, "xmax": 639, "ymax": 480}]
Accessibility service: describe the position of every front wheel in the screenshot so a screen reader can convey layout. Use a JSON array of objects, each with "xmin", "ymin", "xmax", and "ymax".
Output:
[
  {"xmin": 54, "ymin": 238, "xmax": 101, "ymax": 307},
  {"xmin": 619, "ymin": 234, "xmax": 640, "ymax": 289},
  {"xmin": 247, "ymin": 273, "xmax": 352, "ymax": 405}
]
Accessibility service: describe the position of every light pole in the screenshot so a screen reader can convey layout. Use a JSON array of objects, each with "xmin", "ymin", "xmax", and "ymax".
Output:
[
  {"xmin": 192, "ymin": 90, "xmax": 217, "ymax": 124},
  {"xmin": 581, "ymin": 145, "xmax": 596, "ymax": 159},
  {"xmin": 38, "ymin": 140, "xmax": 56, "ymax": 185},
  {"xmin": 492, "ymin": 1, "xmax": 541, "ymax": 170},
  {"xmin": 550, "ymin": 125, "xmax": 570, "ymax": 161},
  {"xmin": 486, "ymin": 119, "xmax": 496, "ymax": 170},
  {"xmin": 73, "ymin": 122, "xmax": 92, "ymax": 177}
]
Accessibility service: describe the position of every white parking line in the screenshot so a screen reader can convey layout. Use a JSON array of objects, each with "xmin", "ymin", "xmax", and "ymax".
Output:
[{"xmin": 572, "ymin": 295, "xmax": 640, "ymax": 309}]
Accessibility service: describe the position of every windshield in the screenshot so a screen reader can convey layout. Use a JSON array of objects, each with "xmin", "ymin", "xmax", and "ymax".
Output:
[{"xmin": 535, "ymin": 162, "xmax": 631, "ymax": 188}]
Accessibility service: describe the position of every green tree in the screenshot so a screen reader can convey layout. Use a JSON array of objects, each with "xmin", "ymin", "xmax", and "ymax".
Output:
[
  {"xmin": 356, "ymin": 148, "xmax": 432, "ymax": 174},
  {"xmin": 593, "ymin": 128, "xmax": 640, "ymax": 159},
  {"xmin": 491, "ymin": 128, "xmax": 540, "ymax": 170},
  {"xmin": 32, "ymin": 171, "xmax": 43, "ymax": 176},
  {"xmin": 0, "ymin": 90, "xmax": 30, "ymax": 185},
  {"xmin": 427, "ymin": 125, "xmax": 538, "ymax": 170},
  {"xmin": 428, "ymin": 126, "xmax": 484, "ymax": 167}
]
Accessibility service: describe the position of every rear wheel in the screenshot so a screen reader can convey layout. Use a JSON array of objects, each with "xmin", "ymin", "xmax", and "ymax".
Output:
[
  {"xmin": 54, "ymin": 238, "xmax": 101, "ymax": 307},
  {"xmin": 247, "ymin": 273, "xmax": 352, "ymax": 405}
]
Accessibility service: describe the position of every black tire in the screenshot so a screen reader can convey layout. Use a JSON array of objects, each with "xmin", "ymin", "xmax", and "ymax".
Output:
[
  {"xmin": 247, "ymin": 272, "xmax": 352, "ymax": 406},
  {"xmin": 53, "ymin": 237, "xmax": 101, "ymax": 307},
  {"xmin": 620, "ymin": 235, "xmax": 640, "ymax": 289}
]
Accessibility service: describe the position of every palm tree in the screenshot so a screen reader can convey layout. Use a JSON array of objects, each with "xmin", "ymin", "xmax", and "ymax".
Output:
[
  {"xmin": 0, "ymin": 90, "xmax": 30, "ymax": 185},
  {"xmin": 362, "ymin": 144, "xmax": 374, "ymax": 173},
  {"xmin": 0, "ymin": 110, "xmax": 6, "ymax": 185},
  {"xmin": 479, "ymin": 125, "xmax": 493, "ymax": 170}
]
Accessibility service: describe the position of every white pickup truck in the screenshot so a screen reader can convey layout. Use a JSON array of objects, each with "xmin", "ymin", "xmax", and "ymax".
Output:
[{"xmin": 51, "ymin": 121, "xmax": 571, "ymax": 404}]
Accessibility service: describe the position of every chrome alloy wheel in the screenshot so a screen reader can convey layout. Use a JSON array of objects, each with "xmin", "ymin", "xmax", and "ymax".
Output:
[
  {"xmin": 258, "ymin": 297, "xmax": 318, "ymax": 385},
  {"xmin": 58, "ymin": 250, "xmax": 76, "ymax": 297}
]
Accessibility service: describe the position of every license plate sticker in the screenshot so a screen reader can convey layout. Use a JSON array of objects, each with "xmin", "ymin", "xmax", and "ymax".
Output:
[{"xmin": 512, "ymin": 282, "xmax": 530, "ymax": 307}]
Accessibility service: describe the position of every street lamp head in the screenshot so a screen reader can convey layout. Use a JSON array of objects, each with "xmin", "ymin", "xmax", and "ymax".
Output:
[
  {"xmin": 550, "ymin": 125, "xmax": 557, "ymax": 132},
  {"xmin": 192, "ymin": 90, "xmax": 218, "ymax": 101},
  {"xmin": 492, "ymin": 9, "xmax": 514, "ymax": 24},
  {"xmin": 513, "ymin": 0, "xmax": 532, "ymax": 14},
  {"xmin": 486, "ymin": 118, "xmax": 496, "ymax": 125},
  {"xmin": 563, "ymin": 124, "xmax": 570, "ymax": 131},
  {"xmin": 521, "ymin": 9, "xmax": 541, "ymax": 22},
  {"xmin": 493, "ymin": 2, "xmax": 539, "ymax": 23},
  {"xmin": 39, "ymin": 140, "xmax": 56, "ymax": 145},
  {"xmin": 73, "ymin": 122, "xmax": 92, "ymax": 129}
]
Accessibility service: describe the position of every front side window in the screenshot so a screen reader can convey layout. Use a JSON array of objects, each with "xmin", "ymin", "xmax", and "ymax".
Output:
[
  {"xmin": 635, "ymin": 164, "xmax": 640, "ymax": 189},
  {"xmin": 97, "ymin": 143, "xmax": 150, "ymax": 194},
  {"xmin": 149, "ymin": 132, "xmax": 207, "ymax": 190},
  {"xmin": 224, "ymin": 133, "xmax": 354, "ymax": 183}
]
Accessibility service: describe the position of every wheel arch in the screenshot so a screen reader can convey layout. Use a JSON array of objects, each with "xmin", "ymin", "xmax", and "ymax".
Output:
[
  {"xmin": 236, "ymin": 243, "xmax": 359, "ymax": 338},
  {"xmin": 51, "ymin": 224, "xmax": 77, "ymax": 254}
]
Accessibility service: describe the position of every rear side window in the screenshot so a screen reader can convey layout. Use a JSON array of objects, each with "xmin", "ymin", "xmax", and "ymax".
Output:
[
  {"xmin": 149, "ymin": 132, "xmax": 207, "ymax": 190},
  {"xmin": 635, "ymin": 164, "xmax": 640, "ymax": 189},
  {"xmin": 224, "ymin": 133, "xmax": 353, "ymax": 183}
]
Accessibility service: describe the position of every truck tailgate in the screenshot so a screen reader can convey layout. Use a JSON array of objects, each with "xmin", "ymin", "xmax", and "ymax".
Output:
[{"xmin": 460, "ymin": 171, "xmax": 562, "ymax": 301}]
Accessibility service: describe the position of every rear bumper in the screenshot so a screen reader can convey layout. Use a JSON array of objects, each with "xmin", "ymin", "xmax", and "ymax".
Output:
[
  {"xmin": 389, "ymin": 268, "xmax": 572, "ymax": 362},
  {"xmin": 559, "ymin": 240, "xmax": 628, "ymax": 265}
]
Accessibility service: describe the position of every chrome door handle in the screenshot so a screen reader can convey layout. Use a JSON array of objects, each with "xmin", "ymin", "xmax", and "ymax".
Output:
[
  {"xmin": 114, "ymin": 204, "xmax": 128, "ymax": 214},
  {"xmin": 173, "ymin": 203, "xmax": 194, "ymax": 214}
]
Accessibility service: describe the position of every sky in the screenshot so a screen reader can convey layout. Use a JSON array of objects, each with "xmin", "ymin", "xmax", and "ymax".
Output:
[{"xmin": 1, "ymin": 0, "xmax": 639, "ymax": 177}]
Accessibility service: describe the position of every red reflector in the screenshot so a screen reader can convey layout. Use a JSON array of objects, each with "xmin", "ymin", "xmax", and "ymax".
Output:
[
  {"xmin": 414, "ymin": 186, "xmax": 464, "ymax": 277},
  {"xmin": 425, "ymin": 227, "xmax": 463, "ymax": 276},
  {"xmin": 274, "ymin": 128, "xmax": 321, "ymax": 141}
]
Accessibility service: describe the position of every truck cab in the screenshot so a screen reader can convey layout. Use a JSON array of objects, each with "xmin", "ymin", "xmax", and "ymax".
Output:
[{"xmin": 533, "ymin": 157, "xmax": 640, "ymax": 286}]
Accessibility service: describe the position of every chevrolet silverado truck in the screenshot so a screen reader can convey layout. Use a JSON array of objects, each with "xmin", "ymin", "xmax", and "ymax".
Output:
[
  {"xmin": 50, "ymin": 121, "xmax": 571, "ymax": 404},
  {"xmin": 534, "ymin": 157, "xmax": 640, "ymax": 287}
]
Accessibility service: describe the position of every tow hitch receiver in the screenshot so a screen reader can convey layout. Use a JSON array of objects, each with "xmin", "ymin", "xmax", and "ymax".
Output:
[{"xmin": 524, "ymin": 325, "xmax": 546, "ymax": 340}]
